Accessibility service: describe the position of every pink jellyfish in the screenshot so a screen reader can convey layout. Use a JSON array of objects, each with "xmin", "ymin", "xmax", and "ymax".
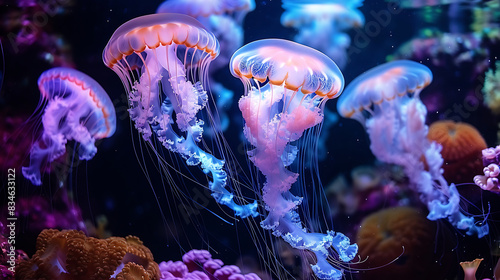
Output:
[
  {"xmin": 231, "ymin": 39, "xmax": 358, "ymax": 280},
  {"xmin": 22, "ymin": 67, "xmax": 116, "ymax": 186},
  {"xmin": 102, "ymin": 13, "xmax": 257, "ymax": 218},
  {"xmin": 337, "ymin": 60, "xmax": 488, "ymax": 237}
]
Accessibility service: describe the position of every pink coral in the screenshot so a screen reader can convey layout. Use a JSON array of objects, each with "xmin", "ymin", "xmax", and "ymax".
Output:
[
  {"xmin": 474, "ymin": 164, "xmax": 500, "ymax": 192},
  {"xmin": 159, "ymin": 250, "xmax": 260, "ymax": 280},
  {"xmin": 474, "ymin": 145, "xmax": 500, "ymax": 192}
]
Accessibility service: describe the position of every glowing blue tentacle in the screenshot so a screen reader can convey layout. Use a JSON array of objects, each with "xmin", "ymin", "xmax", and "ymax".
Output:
[
  {"xmin": 129, "ymin": 53, "xmax": 258, "ymax": 218},
  {"xmin": 152, "ymin": 96, "xmax": 258, "ymax": 218},
  {"xmin": 240, "ymin": 85, "xmax": 357, "ymax": 279}
]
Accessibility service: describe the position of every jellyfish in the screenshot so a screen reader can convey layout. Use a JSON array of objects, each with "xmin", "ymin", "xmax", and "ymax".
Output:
[
  {"xmin": 280, "ymin": 0, "xmax": 364, "ymax": 69},
  {"xmin": 102, "ymin": 13, "xmax": 258, "ymax": 218},
  {"xmin": 337, "ymin": 60, "xmax": 489, "ymax": 237},
  {"xmin": 230, "ymin": 39, "xmax": 358, "ymax": 280},
  {"xmin": 21, "ymin": 67, "xmax": 116, "ymax": 186},
  {"xmin": 157, "ymin": 0, "xmax": 255, "ymax": 132}
]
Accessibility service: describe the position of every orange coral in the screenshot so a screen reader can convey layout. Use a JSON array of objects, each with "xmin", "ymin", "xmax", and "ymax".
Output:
[
  {"xmin": 427, "ymin": 120, "xmax": 487, "ymax": 183},
  {"xmin": 15, "ymin": 229, "xmax": 160, "ymax": 280},
  {"xmin": 355, "ymin": 207, "xmax": 455, "ymax": 280}
]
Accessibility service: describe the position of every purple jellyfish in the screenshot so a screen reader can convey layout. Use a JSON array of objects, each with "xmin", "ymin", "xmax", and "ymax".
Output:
[
  {"xmin": 157, "ymin": 0, "xmax": 255, "ymax": 132},
  {"xmin": 102, "ymin": 13, "xmax": 258, "ymax": 218},
  {"xmin": 337, "ymin": 60, "xmax": 488, "ymax": 237},
  {"xmin": 22, "ymin": 67, "xmax": 116, "ymax": 186},
  {"xmin": 231, "ymin": 39, "xmax": 358, "ymax": 280}
]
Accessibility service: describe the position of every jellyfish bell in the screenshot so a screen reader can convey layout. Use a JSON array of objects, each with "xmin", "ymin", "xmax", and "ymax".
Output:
[
  {"xmin": 156, "ymin": 0, "xmax": 255, "ymax": 21},
  {"xmin": 22, "ymin": 67, "xmax": 116, "ymax": 186},
  {"xmin": 337, "ymin": 60, "xmax": 489, "ymax": 238},
  {"xmin": 231, "ymin": 39, "xmax": 344, "ymax": 97},
  {"xmin": 280, "ymin": 0, "xmax": 364, "ymax": 69},
  {"xmin": 281, "ymin": 0, "xmax": 364, "ymax": 30},
  {"xmin": 231, "ymin": 38, "xmax": 357, "ymax": 280},
  {"xmin": 337, "ymin": 60, "xmax": 433, "ymax": 123},
  {"xmin": 103, "ymin": 13, "xmax": 258, "ymax": 218},
  {"xmin": 103, "ymin": 12, "xmax": 219, "ymax": 148}
]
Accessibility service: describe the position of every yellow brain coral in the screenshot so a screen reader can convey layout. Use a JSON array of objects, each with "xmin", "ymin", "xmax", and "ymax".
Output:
[{"xmin": 15, "ymin": 229, "xmax": 160, "ymax": 280}]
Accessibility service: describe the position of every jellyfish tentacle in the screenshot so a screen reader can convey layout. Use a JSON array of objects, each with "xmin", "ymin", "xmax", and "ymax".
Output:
[{"xmin": 241, "ymin": 84, "xmax": 357, "ymax": 280}]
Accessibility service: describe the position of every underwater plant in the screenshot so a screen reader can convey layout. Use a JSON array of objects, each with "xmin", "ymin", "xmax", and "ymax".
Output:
[
  {"xmin": 231, "ymin": 38, "xmax": 357, "ymax": 280},
  {"xmin": 22, "ymin": 67, "xmax": 116, "ymax": 186}
]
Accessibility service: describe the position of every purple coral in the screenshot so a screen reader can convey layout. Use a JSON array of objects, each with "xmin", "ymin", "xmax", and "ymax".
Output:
[
  {"xmin": 159, "ymin": 249, "xmax": 261, "ymax": 280},
  {"xmin": 0, "ymin": 222, "xmax": 29, "ymax": 280},
  {"xmin": 474, "ymin": 145, "xmax": 500, "ymax": 192}
]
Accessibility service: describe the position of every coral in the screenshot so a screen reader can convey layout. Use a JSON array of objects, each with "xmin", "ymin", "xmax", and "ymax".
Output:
[
  {"xmin": 15, "ymin": 229, "xmax": 160, "ymax": 280},
  {"xmin": 0, "ymin": 0, "xmax": 75, "ymax": 66},
  {"xmin": 472, "ymin": 0, "xmax": 500, "ymax": 41},
  {"xmin": 474, "ymin": 145, "xmax": 500, "ymax": 192},
  {"xmin": 85, "ymin": 215, "xmax": 112, "ymax": 239},
  {"xmin": 351, "ymin": 165, "xmax": 382, "ymax": 192},
  {"xmin": 389, "ymin": 31, "xmax": 490, "ymax": 85},
  {"xmin": 460, "ymin": 258, "xmax": 483, "ymax": 280},
  {"xmin": 0, "ymin": 222, "xmax": 28, "ymax": 280},
  {"xmin": 483, "ymin": 62, "xmax": 500, "ymax": 115},
  {"xmin": 158, "ymin": 249, "xmax": 261, "ymax": 280},
  {"xmin": 427, "ymin": 120, "xmax": 487, "ymax": 183},
  {"xmin": 14, "ymin": 189, "xmax": 87, "ymax": 233},
  {"xmin": 356, "ymin": 207, "xmax": 454, "ymax": 280},
  {"xmin": 474, "ymin": 163, "xmax": 500, "ymax": 191}
]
